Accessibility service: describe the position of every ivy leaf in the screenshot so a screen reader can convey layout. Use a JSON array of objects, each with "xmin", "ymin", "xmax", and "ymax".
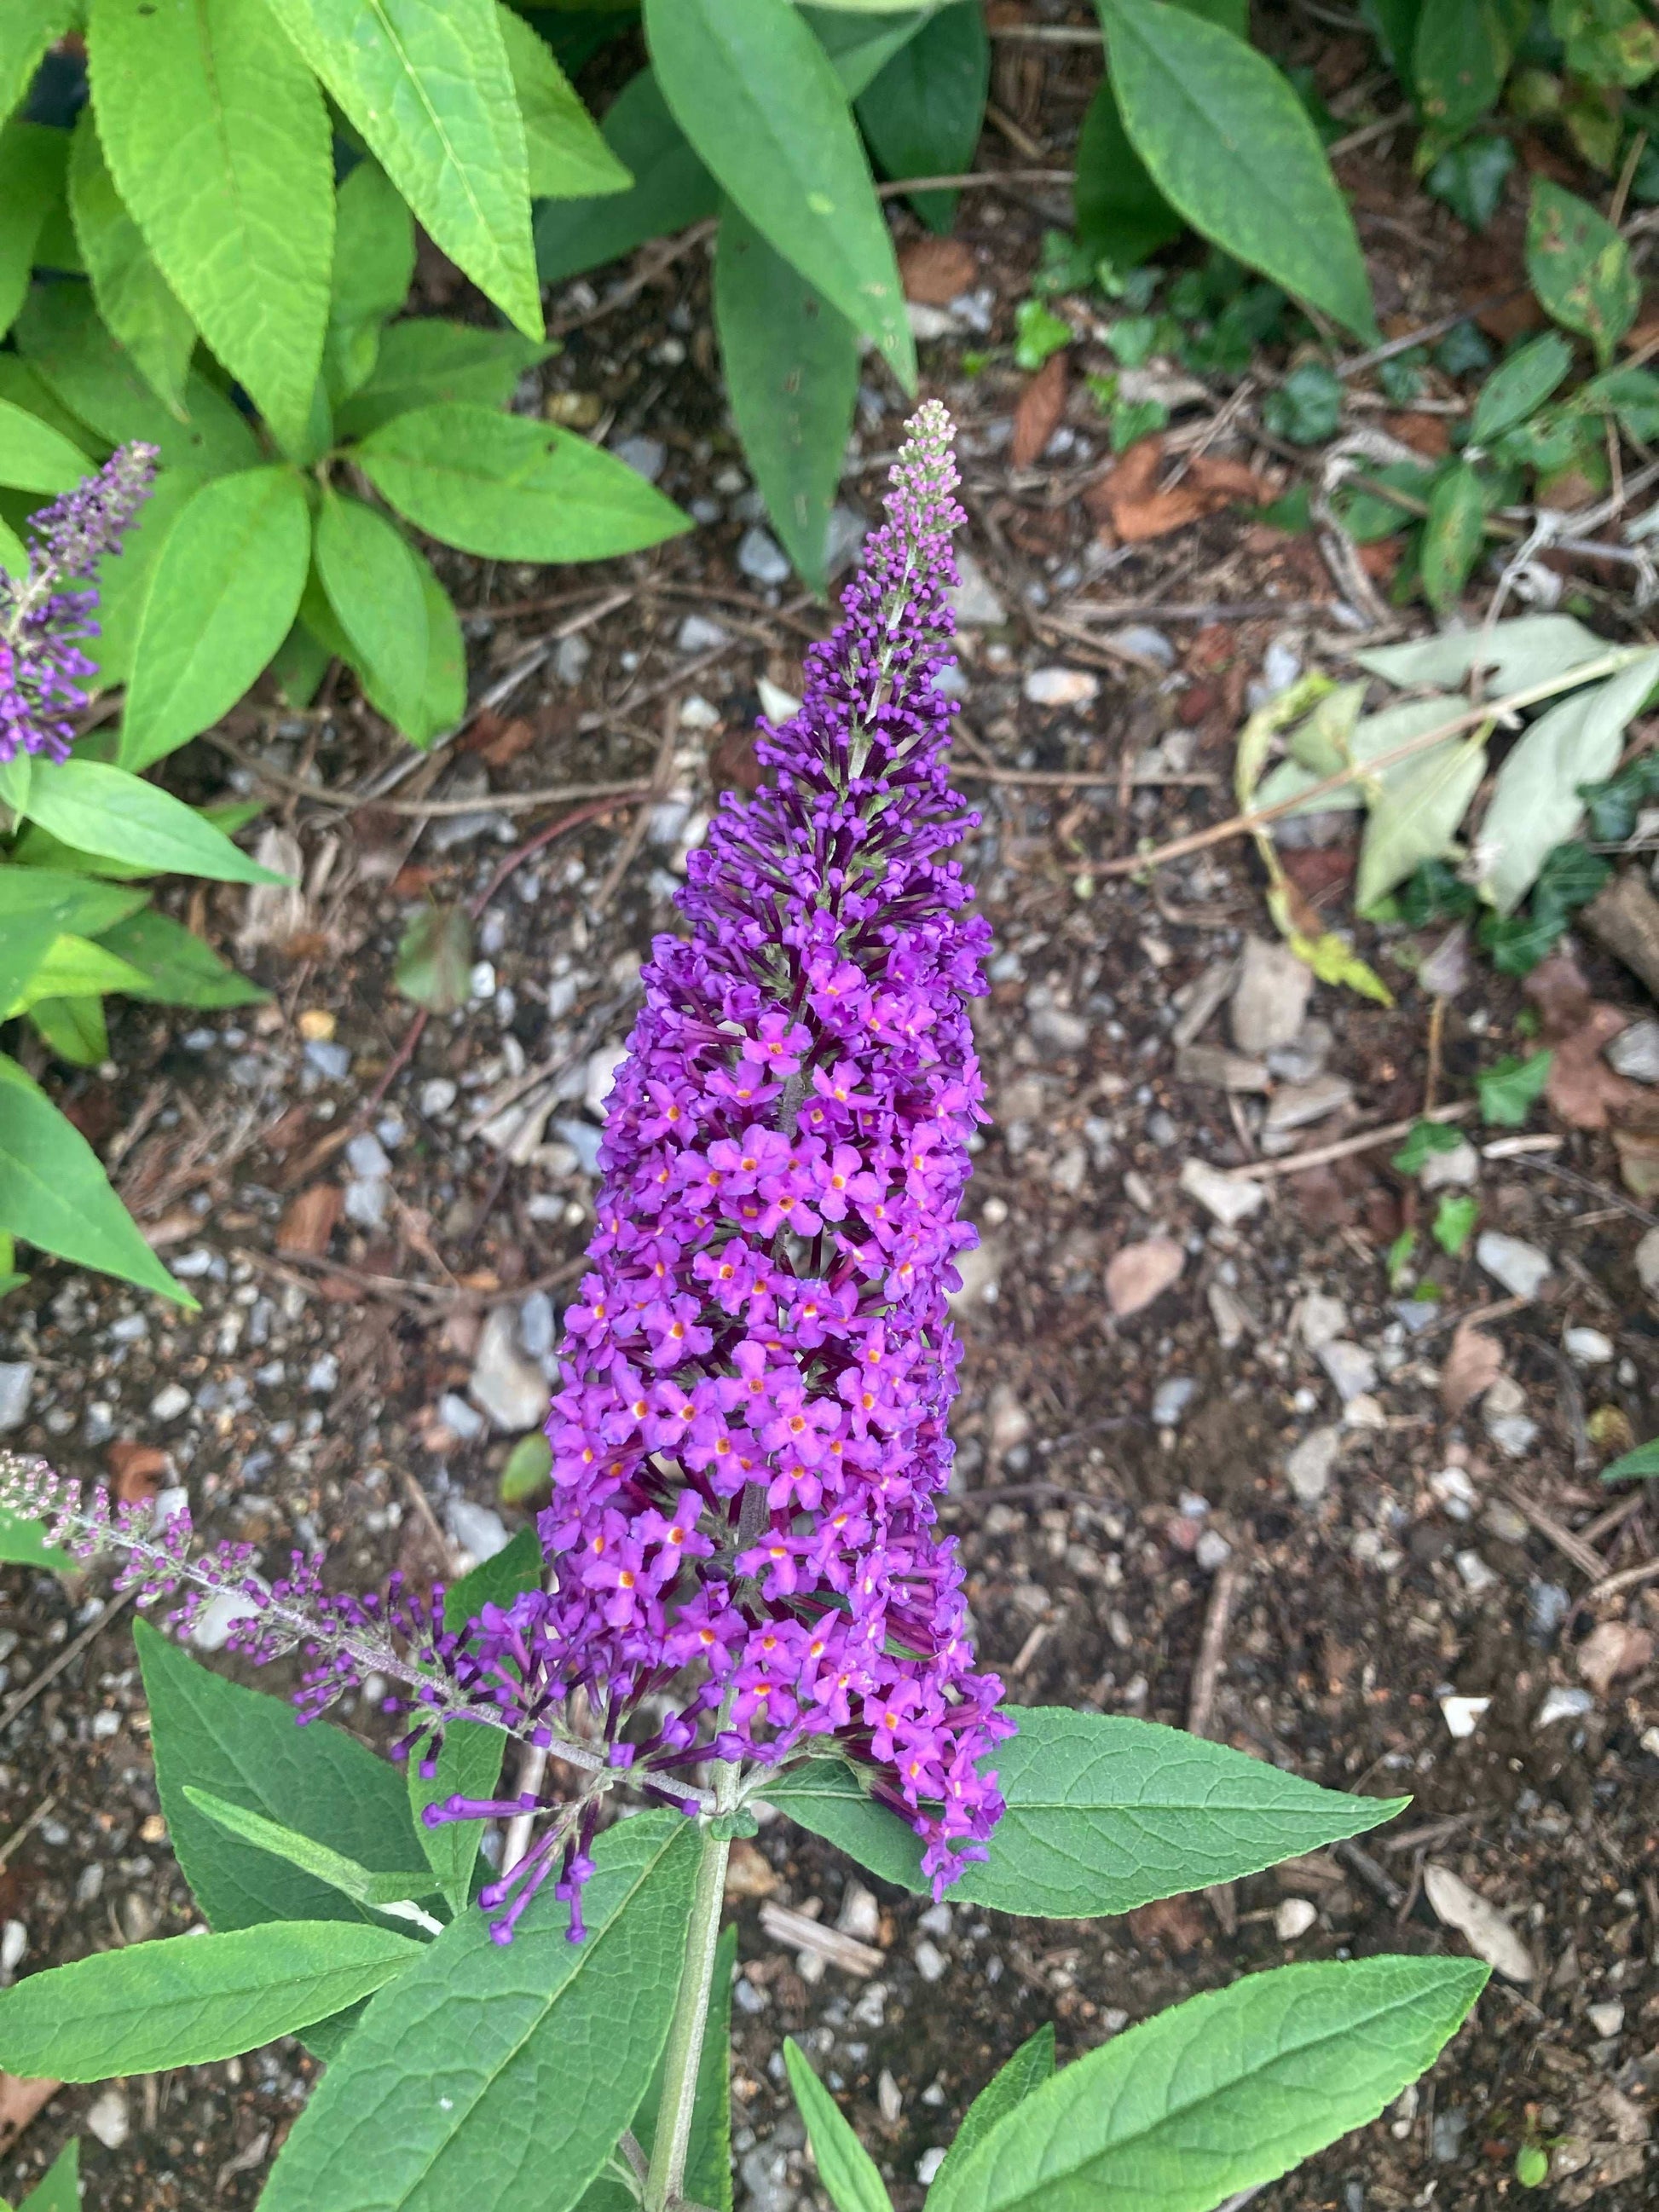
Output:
[
  {"xmin": 258, "ymin": 0, "xmax": 541, "ymax": 340},
  {"xmin": 0, "ymin": 1922, "xmax": 420, "ymax": 2081},
  {"xmin": 1477, "ymin": 1050, "xmax": 1552, "ymax": 1127},
  {"xmin": 1526, "ymin": 176, "xmax": 1639, "ymax": 367},
  {"xmin": 1431, "ymin": 1192, "xmax": 1479, "ymax": 1256},
  {"xmin": 714, "ymin": 199, "xmax": 858, "ymax": 593},
  {"xmin": 1425, "ymin": 135, "xmax": 1517, "ymax": 231},
  {"xmin": 0, "ymin": 1052, "xmax": 188, "ymax": 1301},
  {"xmin": 1261, "ymin": 360, "xmax": 1342, "ymax": 445},
  {"xmin": 87, "ymin": 0, "xmax": 333, "ymax": 451},
  {"xmin": 66, "ymin": 109, "xmax": 195, "ymax": 414},
  {"xmin": 1391, "ymin": 1118, "xmax": 1467, "ymax": 1175},
  {"xmin": 644, "ymin": 0, "xmax": 915, "ymax": 387}
]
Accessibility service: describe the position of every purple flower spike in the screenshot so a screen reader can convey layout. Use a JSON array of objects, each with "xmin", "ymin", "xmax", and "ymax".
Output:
[
  {"xmin": 445, "ymin": 401, "xmax": 1012, "ymax": 1920},
  {"xmin": 0, "ymin": 441, "xmax": 158, "ymax": 765}
]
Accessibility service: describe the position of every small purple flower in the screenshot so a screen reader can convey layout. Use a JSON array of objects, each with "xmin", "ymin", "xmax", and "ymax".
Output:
[{"xmin": 0, "ymin": 442, "xmax": 158, "ymax": 765}]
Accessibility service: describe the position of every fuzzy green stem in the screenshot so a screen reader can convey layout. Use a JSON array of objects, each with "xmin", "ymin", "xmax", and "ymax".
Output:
[{"xmin": 643, "ymin": 1773, "xmax": 737, "ymax": 2212}]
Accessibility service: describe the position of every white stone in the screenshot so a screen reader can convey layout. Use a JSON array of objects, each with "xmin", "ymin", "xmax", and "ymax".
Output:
[
  {"xmin": 949, "ymin": 551, "xmax": 1005, "ymax": 627},
  {"xmin": 1587, "ymin": 2001, "xmax": 1625, "ymax": 2037},
  {"xmin": 906, "ymin": 301, "xmax": 956, "ymax": 342},
  {"xmin": 1439, "ymin": 1694, "xmax": 1490, "ymax": 1739},
  {"xmin": 1022, "ymin": 666, "xmax": 1098, "ymax": 710},
  {"xmin": 150, "ymin": 1383, "xmax": 191, "ymax": 1422},
  {"xmin": 1275, "ymin": 1897, "xmax": 1317, "ymax": 1942},
  {"xmin": 1429, "ymin": 1466, "xmax": 1479, "ymax": 1522},
  {"xmin": 676, "ymin": 614, "xmax": 729, "ymax": 655},
  {"xmin": 913, "ymin": 1938, "xmax": 948, "ymax": 1984},
  {"xmin": 1298, "ymin": 1292, "xmax": 1348, "ymax": 1350},
  {"xmin": 0, "ymin": 1362, "xmax": 33, "ymax": 1434},
  {"xmin": 0, "ymin": 1920, "xmax": 25, "ymax": 1975},
  {"xmin": 84, "ymin": 2089, "xmax": 130, "ymax": 2150},
  {"xmin": 1317, "ymin": 1340, "xmax": 1378, "ymax": 1403},
  {"xmin": 916, "ymin": 2149, "xmax": 948, "ymax": 2187},
  {"xmin": 1179, "ymin": 1158, "xmax": 1265, "ymax": 1227},
  {"xmin": 613, "ymin": 434, "xmax": 665, "ymax": 482},
  {"xmin": 585, "ymin": 1042, "xmax": 628, "ymax": 1119},
  {"xmin": 419, "ymin": 1077, "xmax": 457, "ymax": 1117},
  {"xmin": 469, "ymin": 1308, "xmax": 551, "ymax": 1434},
  {"xmin": 436, "ymin": 1391, "xmax": 487, "ymax": 1442},
  {"xmin": 1231, "ymin": 939, "xmax": 1312, "ymax": 1054},
  {"xmin": 1196, "ymin": 1529, "xmax": 1233, "ymax": 1572},
  {"xmin": 1421, "ymin": 1140, "xmax": 1479, "ymax": 1191},
  {"xmin": 1476, "ymin": 1232, "xmax": 1552, "ymax": 1300},
  {"xmin": 448, "ymin": 1498, "xmax": 511, "ymax": 1564},
  {"xmin": 1638, "ymin": 1225, "xmax": 1659, "ymax": 1297},
  {"xmin": 1605, "ymin": 1018, "xmax": 1659, "ymax": 1082},
  {"xmin": 1286, "ymin": 1426, "xmax": 1341, "ymax": 1505},
  {"xmin": 757, "ymin": 677, "xmax": 801, "ymax": 725},
  {"xmin": 737, "ymin": 526, "xmax": 790, "ymax": 586},
  {"xmin": 1455, "ymin": 1549, "xmax": 1498, "ymax": 1595},
  {"xmin": 1564, "ymin": 1326, "xmax": 1614, "ymax": 1365},
  {"xmin": 837, "ymin": 1880, "xmax": 882, "ymax": 1943},
  {"xmin": 1536, "ymin": 1685, "xmax": 1593, "ymax": 1729}
]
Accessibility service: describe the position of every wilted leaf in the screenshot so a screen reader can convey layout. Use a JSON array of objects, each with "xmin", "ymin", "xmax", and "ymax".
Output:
[
  {"xmin": 1442, "ymin": 1320, "xmax": 1503, "ymax": 1417},
  {"xmin": 276, "ymin": 1182, "xmax": 344, "ymax": 1257},
  {"xmin": 1423, "ymin": 1863, "xmax": 1535, "ymax": 1983},
  {"xmin": 395, "ymin": 906, "xmax": 473, "ymax": 1014},
  {"xmin": 1011, "ymin": 352, "xmax": 1068, "ymax": 470},
  {"xmin": 1354, "ymin": 615, "xmax": 1616, "ymax": 695},
  {"xmin": 1576, "ymin": 1619, "xmax": 1653, "ymax": 1696},
  {"xmin": 1104, "ymin": 1237, "xmax": 1184, "ymax": 1318},
  {"xmin": 1356, "ymin": 734, "xmax": 1488, "ymax": 911},
  {"xmin": 1543, "ymin": 1004, "xmax": 1639, "ymax": 1131}
]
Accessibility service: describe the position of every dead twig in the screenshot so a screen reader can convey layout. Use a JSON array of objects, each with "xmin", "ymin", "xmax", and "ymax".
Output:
[
  {"xmin": 1498, "ymin": 1483, "xmax": 1607, "ymax": 1581},
  {"xmin": 1210, "ymin": 1101, "xmax": 1475, "ymax": 1182},
  {"xmin": 1187, "ymin": 1561, "xmax": 1243, "ymax": 1740},
  {"xmin": 0, "ymin": 1591, "xmax": 135, "ymax": 1737}
]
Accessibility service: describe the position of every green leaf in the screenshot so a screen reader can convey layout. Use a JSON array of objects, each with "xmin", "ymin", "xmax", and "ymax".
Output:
[
  {"xmin": 272, "ymin": 619, "xmax": 332, "ymax": 711},
  {"xmin": 766, "ymin": 1708, "xmax": 1408, "ymax": 1917},
  {"xmin": 1095, "ymin": 0, "xmax": 1375, "ymax": 340},
  {"xmin": 135, "ymin": 1614, "xmax": 429, "ymax": 1932},
  {"xmin": 1477, "ymin": 650, "xmax": 1659, "ymax": 912},
  {"xmin": 325, "ymin": 159, "xmax": 417, "ymax": 404},
  {"xmin": 27, "ymin": 996, "xmax": 107, "ymax": 1068},
  {"xmin": 0, "ymin": 917, "xmax": 51, "ymax": 1015},
  {"xmin": 1012, "ymin": 298, "xmax": 1071, "ymax": 371},
  {"xmin": 0, "ymin": 2, "xmax": 69, "ymax": 126},
  {"xmin": 14, "ymin": 285, "xmax": 259, "ymax": 476},
  {"xmin": 0, "ymin": 864, "xmax": 149, "ymax": 937},
  {"xmin": 533, "ymin": 66, "xmax": 718, "ymax": 288},
  {"xmin": 395, "ymin": 904, "xmax": 474, "ymax": 1014},
  {"xmin": 1075, "ymin": 76, "xmax": 1182, "ymax": 266},
  {"xmin": 402, "ymin": 550, "xmax": 466, "ymax": 746},
  {"xmin": 1261, "ymin": 360, "xmax": 1343, "ymax": 446},
  {"xmin": 356, "ymin": 401, "xmax": 690, "ymax": 560},
  {"xmin": 119, "ymin": 465, "xmax": 312, "ymax": 771},
  {"xmin": 91, "ymin": 910, "xmax": 265, "ymax": 1008},
  {"xmin": 0, "ymin": 121, "xmax": 65, "ymax": 338},
  {"xmin": 1420, "ymin": 461, "xmax": 1488, "ymax": 612},
  {"xmin": 855, "ymin": 2, "xmax": 987, "ymax": 234},
  {"xmin": 498, "ymin": 5, "xmax": 631, "ymax": 200},
  {"xmin": 803, "ymin": 5, "xmax": 928, "ymax": 99},
  {"xmin": 0, "ymin": 1052, "xmax": 188, "ymax": 1300},
  {"xmin": 714, "ymin": 199, "xmax": 858, "ymax": 594},
  {"xmin": 1526, "ymin": 176, "xmax": 1639, "ymax": 367},
  {"xmin": 0, "ymin": 395, "xmax": 94, "ymax": 494},
  {"xmin": 257, "ymin": 1814, "xmax": 700, "ymax": 2212},
  {"xmin": 334, "ymin": 318, "xmax": 549, "ymax": 442},
  {"xmin": 315, "ymin": 491, "xmax": 430, "ymax": 737},
  {"xmin": 22, "ymin": 759, "xmax": 282, "ymax": 883},
  {"xmin": 1355, "ymin": 733, "xmax": 1488, "ymax": 911},
  {"xmin": 86, "ymin": 0, "xmax": 333, "ymax": 451},
  {"xmin": 927, "ymin": 1955, "xmax": 1488, "ymax": 2212},
  {"xmin": 1391, "ymin": 1118, "xmax": 1466, "ymax": 1174},
  {"xmin": 1431, "ymin": 1191, "xmax": 1478, "ymax": 1256},
  {"xmin": 499, "ymin": 1429, "xmax": 552, "ymax": 1505},
  {"xmin": 1477, "ymin": 1048, "xmax": 1552, "ymax": 1127},
  {"xmin": 16, "ymin": 2134, "xmax": 77, "ymax": 2212},
  {"xmin": 1425, "ymin": 135, "xmax": 1517, "ymax": 231},
  {"xmin": 0, "ymin": 1921, "xmax": 419, "ymax": 2081},
  {"xmin": 410, "ymin": 1526, "xmax": 540, "ymax": 1916},
  {"xmin": 1470, "ymin": 331, "xmax": 1575, "ymax": 445},
  {"xmin": 258, "ymin": 0, "xmax": 542, "ymax": 340},
  {"xmin": 1413, "ymin": 1, "xmax": 1511, "ymax": 136},
  {"xmin": 1356, "ymin": 614, "xmax": 1620, "ymax": 696},
  {"xmin": 784, "ymin": 2041, "xmax": 894, "ymax": 2212},
  {"xmin": 645, "ymin": 0, "xmax": 916, "ymax": 385},
  {"xmin": 939, "ymin": 2027, "xmax": 1055, "ymax": 2191},
  {"xmin": 0, "ymin": 1501, "xmax": 73, "ymax": 1574},
  {"xmin": 1601, "ymin": 1435, "xmax": 1659, "ymax": 1481},
  {"xmin": 66, "ymin": 108, "xmax": 194, "ymax": 414},
  {"xmin": 184, "ymin": 1789, "xmax": 440, "ymax": 1923},
  {"xmin": 0, "ymin": 930, "xmax": 147, "ymax": 1017}
]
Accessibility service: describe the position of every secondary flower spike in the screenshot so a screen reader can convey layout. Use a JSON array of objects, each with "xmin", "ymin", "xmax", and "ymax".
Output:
[
  {"xmin": 0, "ymin": 442, "xmax": 157, "ymax": 765},
  {"xmin": 438, "ymin": 400, "xmax": 1012, "ymax": 1937}
]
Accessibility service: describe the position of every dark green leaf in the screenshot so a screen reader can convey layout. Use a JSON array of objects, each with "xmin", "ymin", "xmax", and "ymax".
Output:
[
  {"xmin": 315, "ymin": 491, "xmax": 430, "ymax": 737},
  {"xmin": 184, "ymin": 1789, "xmax": 440, "ymax": 1920},
  {"xmin": 0, "ymin": 1052, "xmax": 188, "ymax": 1300},
  {"xmin": 784, "ymin": 2042, "xmax": 893, "ymax": 2212},
  {"xmin": 767, "ymin": 1708, "xmax": 1408, "ymax": 1917},
  {"xmin": 257, "ymin": 1815, "xmax": 700, "ymax": 2212},
  {"xmin": 1413, "ymin": 2, "xmax": 1511, "ymax": 135},
  {"xmin": 855, "ymin": 2, "xmax": 988, "ymax": 234},
  {"xmin": 135, "ymin": 1615, "xmax": 428, "ymax": 1931},
  {"xmin": 1424, "ymin": 135, "xmax": 1516, "ymax": 230},
  {"xmin": 1419, "ymin": 461, "xmax": 1487, "ymax": 611},
  {"xmin": 533, "ymin": 66, "xmax": 718, "ymax": 289},
  {"xmin": 1526, "ymin": 176, "xmax": 1639, "ymax": 367},
  {"xmin": 645, "ymin": 0, "xmax": 915, "ymax": 385},
  {"xmin": 119, "ymin": 465, "xmax": 312, "ymax": 771},
  {"xmin": 1096, "ymin": 0, "xmax": 1375, "ymax": 339},
  {"xmin": 86, "ymin": 0, "xmax": 333, "ymax": 451},
  {"xmin": 396, "ymin": 904, "xmax": 474, "ymax": 1014},
  {"xmin": 333, "ymin": 318, "xmax": 550, "ymax": 442},
  {"xmin": 324, "ymin": 159, "xmax": 417, "ymax": 404},
  {"xmin": 272, "ymin": 620, "xmax": 332, "ymax": 712},
  {"xmin": 938, "ymin": 2027, "xmax": 1055, "ymax": 2191},
  {"xmin": 802, "ymin": 5, "xmax": 927, "ymax": 100},
  {"xmin": 1261, "ymin": 361, "xmax": 1343, "ymax": 445},
  {"xmin": 1471, "ymin": 332, "xmax": 1575, "ymax": 444},
  {"xmin": 0, "ymin": 1501, "xmax": 73, "ymax": 1574},
  {"xmin": 92, "ymin": 910, "xmax": 266, "ymax": 1008},
  {"xmin": 258, "ymin": 0, "xmax": 541, "ymax": 338},
  {"xmin": 66, "ymin": 107, "xmax": 194, "ymax": 414},
  {"xmin": 1600, "ymin": 1435, "xmax": 1659, "ymax": 1481},
  {"xmin": 1477, "ymin": 1049, "xmax": 1552, "ymax": 1126},
  {"xmin": 498, "ymin": 4, "xmax": 631, "ymax": 200},
  {"xmin": 926, "ymin": 1956, "xmax": 1488, "ymax": 2212},
  {"xmin": 714, "ymin": 199, "xmax": 858, "ymax": 593},
  {"xmin": 0, "ymin": 1922, "xmax": 419, "ymax": 2080},
  {"xmin": 1390, "ymin": 1118, "xmax": 1467, "ymax": 1174},
  {"xmin": 356, "ymin": 401, "xmax": 690, "ymax": 560}
]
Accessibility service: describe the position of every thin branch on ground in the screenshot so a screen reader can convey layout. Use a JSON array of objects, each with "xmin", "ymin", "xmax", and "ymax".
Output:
[{"xmin": 1209, "ymin": 1101, "xmax": 1476, "ymax": 1182}]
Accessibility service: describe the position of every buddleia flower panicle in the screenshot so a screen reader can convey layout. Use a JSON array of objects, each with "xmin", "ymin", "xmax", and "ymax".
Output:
[
  {"xmin": 0, "ymin": 442, "xmax": 158, "ymax": 765},
  {"xmin": 430, "ymin": 398, "xmax": 1012, "ymax": 1939}
]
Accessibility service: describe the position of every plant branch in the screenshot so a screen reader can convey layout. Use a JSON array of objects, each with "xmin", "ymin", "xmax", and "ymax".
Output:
[{"xmin": 643, "ymin": 1771, "xmax": 739, "ymax": 2212}]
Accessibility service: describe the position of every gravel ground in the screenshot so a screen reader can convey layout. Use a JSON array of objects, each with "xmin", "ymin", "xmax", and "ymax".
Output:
[{"xmin": 3, "ymin": 51, "xmax": 1656, "ymax": 2209}]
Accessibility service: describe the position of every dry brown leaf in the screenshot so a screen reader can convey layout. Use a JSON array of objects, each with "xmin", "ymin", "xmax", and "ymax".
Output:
[
  {"xmin": 1546, "ymin": 1003, "xmax": 1639, "ymax": 1131},
  {"xmin": 1442, "ymin": 1320, "xmax": 1504, "ymax": 1417},
  {"xmin": 1422, "ymin": 1864, "xmax": 1536, "ymax": 1982},
  {"xmin": 1086, "ymin": 437, "xmax": 1267, "ymax": 544},
  {"xmin": 1011, "ymin": 352, "xmax": 1069, "ymax": 470},
  {"xmin": 1105, "ymin": 1237, "xmax": 1184, "ymax": 1318},
  {"xmin": 276, "ymin": 1181, "xmax": 344, "ymax": 1257},
  {"xmin": 1523, "ymin": 948, "xmax": 1595, "ymax": 1038},
  {"xmin": 1185, "ymin": 452, "xmax": 1270, "ymax": 502},
  {"xmin": 0, "ymin": 2073, "xmax": 61, "ymax": 2155},
  {"xmin": 898, "ymin": 236, "xmax": 975, "ymax": 305},
  {"xmin": 470, "ymin": 714, "xmax": 537, "ymax": 769},
  {"xmin": 1576, "ymin": 1619, "xmax": 1654, "ymax": 1697},
  {"xmin": 1613, "ymin": 1114, "xmax": 1659, "ymax": 1198},
  {"xmin": 1128, "ymin": 1894, "xmax": 1206, "ymax": 1955},
  {"xmin": 107, "ymin": 1441, "xmax": 170, "ymax": 1505},
  {"xmin": 1382, "ymin": 410, "xmax": 1451, "ymax": 459}
]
